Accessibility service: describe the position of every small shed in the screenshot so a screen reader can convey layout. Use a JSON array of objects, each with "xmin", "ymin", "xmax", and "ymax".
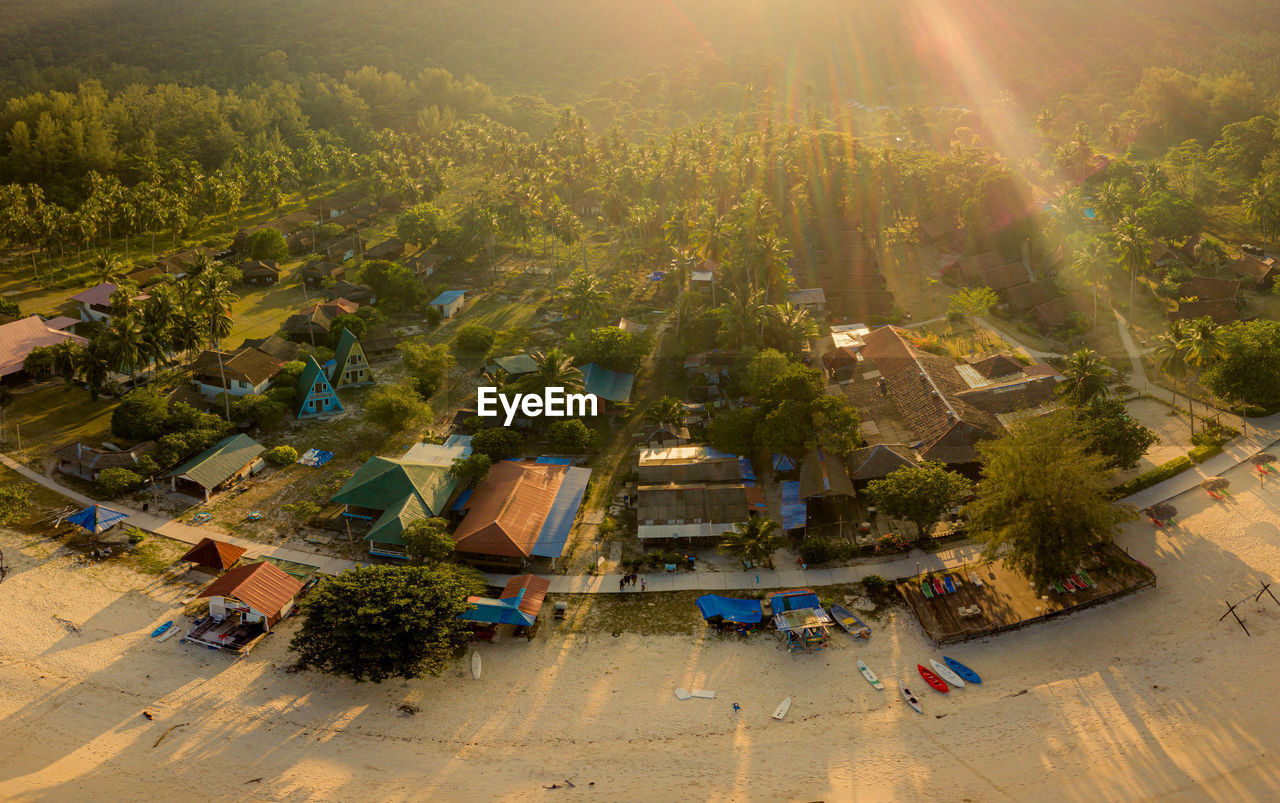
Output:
[
  {"xmin": 238, "ymin": 260, "xmax": 281, "ymax": 286},
  {"xmin": 181, "ymin": 537, "xmax": 247, "ymax": 572},
  {"xmin": 430, "ymin": 290, "xmax": 466, "ymax": 319},
  {"xmin": 167, "ymin": 434, "xmax": 265, "ymax": 502},
  {"xmin": 457, "ymin": 574, "xmax": 552, "ymax": 635}
]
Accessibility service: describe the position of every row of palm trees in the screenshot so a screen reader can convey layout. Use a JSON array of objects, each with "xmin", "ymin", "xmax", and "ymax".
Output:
[{"xmin": 1154, "ymin": 316, "xmax": 1225, "ymax": 435}]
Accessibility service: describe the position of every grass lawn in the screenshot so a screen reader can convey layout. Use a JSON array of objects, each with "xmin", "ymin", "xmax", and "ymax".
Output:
[{"xmin": 1, "ymin": 383, "xmax": 116, "ymax": 466}]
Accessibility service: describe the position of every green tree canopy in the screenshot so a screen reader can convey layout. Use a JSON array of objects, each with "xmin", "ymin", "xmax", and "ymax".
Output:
[
  {"xmin": 572, "ymin": 326, "xmax": 650, "ymax": 373},
  {"xmin": 965, "ymin": 413, "xmax": 1138, "ymax": 592},
  {"xmin": 1202, "ymin": 319, "xmax": 1280, "ymax": 409},
  {"xmin": 866, "ymin": 462, "xmax": 971, "ymax": 538},
  {"xmin": 396, "ymin": 202, "xmax": 451, "ymax": 248},
  {"xmin": 1072, "ymin": 396, "xmax": 1157, "ymax": 470},
  {"xmin": 469, "ymin": 427, "xmax": 524, "ymax": 460},
  {"xmin": 289, "ymin": 564, "xmax": 484, "ymax": 682},
  {"xmin": 246, "ymin": 228, "xmax": 288, "ymax": 261},
  {"xmin": 364, "ymin": 381, "xmax": 433, "ymax": 431},
  {"xmin": 454, "ymin": 323, "xmax": 496, "ymax": 354},
  {"xmin": 448, "ymin": 453, "xmax": 492, "ymax": 487},
  {"xmin": 717, "ymin": 517, "xmax": 784, "ymax": 567},
  {"xmin": 401, "ymin": 517, "xmax": 455, "ymax": 564}
]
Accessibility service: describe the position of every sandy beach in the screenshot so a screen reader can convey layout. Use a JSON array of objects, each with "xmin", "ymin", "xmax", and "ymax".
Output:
[{"xmin": 3, "ymin": 452, "xmax": 1280, "ymax": 801}]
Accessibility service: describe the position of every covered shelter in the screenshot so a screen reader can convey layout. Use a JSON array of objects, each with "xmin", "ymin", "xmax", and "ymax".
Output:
[
  {"xmin": 332, "ymin": 447, "xmax": 466, "ymax": 558},
  {"xmin": 457, "ymin": 574, "xmax": 551, "ymax": 639},
  {"xmin": 430, "ymin": 290, "xmax": 466, "ymax": 319},
  {"xmin": 767, "ymin": 589, "xmax": 832, "ymax": 653},
  {"xmin": 186, "ymin": 561, "xmax": 304, "ymax": 653},
  {"xmin": 55, "ymin": 440, "xmax": 156, "ymax": 482},
  {"xmin": 167, "ymin": 434, "xmax": 264, "ymax": 502},
  {"xmin": 581, "ymin": 363, "xmax": 635, "ymax": 405},
  {"xmin": 65, "ymin": 504, "xmax": 130, "ymax": 535},
  {"xmin": 696, "ymin": 594, "xmax": 764, "ymax": 632},
  {"xmin": 485, "ymin": 354, "xmax": 539, "ymax": 378},
  {"xmin": 180, "ymin": 537, "xmax": 247, "ymax": 572}
]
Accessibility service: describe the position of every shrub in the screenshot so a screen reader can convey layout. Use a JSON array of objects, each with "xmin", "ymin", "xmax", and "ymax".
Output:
[
  {"xmin": 873, "ymin": 533, "xmax": 912, "ymax": 554},
  {"xmin": 283, "ymin": 501, "xmax": 320, "ymax": 521},
  {"xmin": 97, "ymin": 467, "xmax": 143, "ymax": 497},
  {"xmin": 0, "ymin": 486, "xmax": 30, "ymax": 525},
  {"xmin": 548, "ymin": 418, "xmax": 594, "ymax": 453},
  {"xmin": 1189, "ymin": 443, "xmax": 1222, "ymax": 463},
  {"xmin": 266, "ymin": 445, "xmax": 298, "ymax": 466},
  {"xmin": 799, "ymin": 537, "xmax": 849, "ymax": 564},
  {"xmin": 862, "ymin": 574, "xmax": 890, "ymax": 594},
  {"xmin": 455, "ymin": 323, "xmax": 495, "ymax": 354},
  {"xmin": 470, "ymin": 427, "xmax": 523, "ymax": 460},
  {"xmin": 424, "ymin": 305, "xmax": 443, "ymax": 327},
  {"xmin": 1110, "ymin": 455, "xmax": 1193, "ymax": 498},
  {"xmin": 125, "ymin": 526, "xmax": 146, "ymax": 545}
]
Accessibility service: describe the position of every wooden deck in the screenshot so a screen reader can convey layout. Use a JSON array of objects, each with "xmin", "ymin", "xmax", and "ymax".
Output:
[{"xmin": 896, "ymin": 544, "xmax": 1157, "ymax": 644}]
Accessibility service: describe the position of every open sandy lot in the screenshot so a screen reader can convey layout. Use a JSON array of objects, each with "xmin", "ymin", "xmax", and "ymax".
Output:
[{"xmin": 2, "ymin": 451, "xmax": 1280, "ymax": 801}]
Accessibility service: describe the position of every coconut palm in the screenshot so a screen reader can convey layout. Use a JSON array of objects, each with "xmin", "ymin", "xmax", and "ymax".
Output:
[
  {"xmin": 101, "ymin": 313, "xmax": 147, "ymax": 384},
  {"xmin": 78, "ymin": 340, "xmax": 112, "ymax": 401},
  {"xmin": 194, "ymin": 272, "xmax": 238, "ymax": 348},
  {"xmin": 1242, "ymin": 177, "xmax": 1276, "ymax": 250},
  {"xmin": 1058, "ymin": 348, "xmax": 1112, "ymax": 406},
  {"xmin": 714, "ymin": 288, "xmax": 765, "ymax": 350},
  {"xmin": 717, "ymin": 516, "xmax": 785, "ymax": 568},
  {"xmin": 525, "ymin": 347, "xmax": 584, "ymax": 394},
  {"xmin": 92, "ymin": 250, "xmax": 125, "ymax": 284},
  {"xmin": 644, "ymin": 396, "xmax": 687, "ymax": 426},
  {"xmin": 560, "ymin": 269, "xmax": 611, "ymax": 324},
  {"xmin": 1154, "ymin": 319, "xmax": 1192, "ymax": 433},
  {"xmin": 1094, "ymin": 181, "xmax": 1125, "ymax": 223},
  {"xmin": 1070, "ymin": 238, "xmax": 1111, "ymax": 329},
  {"xmin": 1182, "ymin": 316, "xmax": 1225, "ymax": 434},
  {"xmin": 766, "ymin": 302, "xmax": 818, "ymax": 355},
  {"xmin": 1112, "ymin": 216, "xmax": 1149, "ymax": 319},
  {"xmin": 48, "ymin": 340, "xmax": 84, "ymax": 387}
]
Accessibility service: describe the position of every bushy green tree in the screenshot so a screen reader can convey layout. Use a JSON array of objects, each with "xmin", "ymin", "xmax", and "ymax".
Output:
[
  {"xmin": 866, "ymin": 462, "xmax": 971, "ymax": 539},
  {"xmin": 548, "ymin": 418, "xmax": 594, "ymax": 452},
  {"xmin": 455, "ymin": 323, "xmax": 495, "ymax": 354},
  {"xmin": 1203, "ymin": 320, "xmax": 1280, "ymax": 409},
  {"xmin": 401, "ymin": 517, "xmax": 455, "ymax": 564},
  {"xmin": 365, "ymin": 381, "xmax": 433, "ymax": 431},
  {"xmin": 111, "ymin": 388, "xmax": 170, "ymax": 441},
  {"xmin": 1072, "ymin": 396, "xmax": 1157, "ymax": 470},
  {"xmin": 469, "ymin": 427, "xmax": 523, "ymax": 460},
  {"xmin": 265, "ymin": 445, "xmax": 298, "ymax": 465},
  {"xmin": 247, "ymin": 229, "xmax": 288, "ymax": 261},
  {"xmin": 448, "ymin": 453, "xmax": 492, "ymax": 487},
  {"xmin": 290, "ymin": 565, "xmax": 484, "ymax": 682},
  {"xmin": 572, "ymin": 326, "xmax": 649, "ymax": 373},
  {"xmin": 97, "ymin": 467, "xmax": 143, "ymax": 497}
]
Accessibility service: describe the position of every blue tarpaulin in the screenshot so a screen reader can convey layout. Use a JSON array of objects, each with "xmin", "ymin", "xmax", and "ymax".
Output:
[
  {"xmin": 297, "ymin": 448, "xmax": 334, "ymax": 467},
  {"xmin": 450, "ymin": 488, "xmax": 473, "ymax": 511},
  {"xmin": 457, "ymin": 595, "xmax": 536, "ymax": 626},
  {"xmin": 772, "ymin": 453, "xmax": 797, "ymax": 472},
  {"xmin": 531, "ymin": 466, "xmax": 592, "ymax": 559},
  {"xmin": 768, "ymin": 589, "xmax": 822, "ymax": 613},
  {"xmin": 780, "ymin": 481, "xmax": 805, "ymax": 530},
  {"xmin": 696, "ymin": 594, "xmax": 764, "ymax": 624},
  {"xmin": 536, "ymin": 456, "xmax": 573, "ymax": 465},
  {"xmin": 66, "ymin": 504, "xmax": 130, "ymax": 535}
]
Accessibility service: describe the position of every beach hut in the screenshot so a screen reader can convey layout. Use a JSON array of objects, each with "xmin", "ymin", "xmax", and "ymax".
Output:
[
  {"xmin": 330, "ymin": 328, "xmax": 374, "ymax": 388},
  {"xmin": 65, "ymin": 504, "xmax": 130, "ymax": 535},
  {"xmin": 180, "ymin": 537, "xmax": 247, "ymax": 572},
  {"xmin": 185, "ymin": 562, "xmax": 304, "ymax": 653},
  {"xmin": 457, "ymin": 574, "xmax": 552, "ymax": 640},
  {"xmin": 767, "ymin": 589, "xmax": 833, "ymax": 652},
  {"xmin": 430, "ymin": 290, "xmax": 466, "ymax": 319},
  {"xmin": 295, "ymin": 356, "xmax": 344, "ymax": 419},
  {"xmin": 695, "ymin": 594, "xmax": 764, "ymax": 632}
]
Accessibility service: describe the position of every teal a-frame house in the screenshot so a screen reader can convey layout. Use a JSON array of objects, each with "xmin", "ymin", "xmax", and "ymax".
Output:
[
  {"xmin": 296, "ymin": 355, "xmax": 343, "ymax": 419},
  {"xmin": 331, "ymin": 328, "xmax": 374, "ymax": 388}
]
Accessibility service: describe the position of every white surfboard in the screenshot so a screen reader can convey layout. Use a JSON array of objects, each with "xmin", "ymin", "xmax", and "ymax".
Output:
[
  {"xmin": 858, "ymin": 660, "xmax": 884, "ymax": 690},
  {"xmin": 771, "ymin": 697, "xmax": 792, "ymax": 720},
  {"xmin": 930, "ymin": 658, "xmax": 964, "ymax": 688},
  {"xmin": 156, "ymin": 626, "xmax": 180, "ymax": 642},
  {"xmin": 674, "ymin": 688, "xmax": 692, "ymax": 700},
  {"xmin": 471, "ymin": 652, "xmax": 482, "ymax": 680},
  {"xmin": 691, "ymin": 689, "xmax": 716, "ymax": 699}
]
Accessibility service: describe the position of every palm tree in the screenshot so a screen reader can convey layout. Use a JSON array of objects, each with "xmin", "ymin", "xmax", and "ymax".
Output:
[
  {"xmin": 1182, "ymin": 316, "xmax": 1225, "ymax": 434},
  {"xmin": 714, "ymin": 288, "xmax": 765, "ymax": 350},
  {"xmin": 717, "ymin": 517, "xmax": 785, "ymax": 568},
  {"xmin": 1243, "ymin": 177, "xmax": 1275, "ymax": 250},
  {"xmin": 1070, "ymin": 238, "xmax": 1111, "ymax": 329},
  {"xmin": 1154, "ymin": 319, "xmax": 1192, "ymax": 433},
  {"xmin": 1094, "ymin": 181, "xmax": 1124, "ymax": 223},
  {"xmin": 1058, "ymin": 348, "xmax": 1111, "ymax": 405},
  {"xmin": 560, "ymin": 269, "xmax": 611, "ymax": 324},
  {"xmin": 525, "ymin": 347, "xmax": 584, "ymax": 394},
  {"xmin": 102, "ymin": 313, "xmax": 146, "ymax": 385},
  {"xmin": 1112, "ymin": 216, "xmax": 1149, "ymax": 319},
  {"xmin": 78, "ymin": 340, "xmax": 112, "ymax": 401},
  {"xmin": 644, "ymin": 396, "xmax": 686, "ymax": 426},
  {"xmin": 766, "ymin": 302, "xmax": 818, "ymax": 354},
  {"xmin": 48, "ymin": 340, "xmax": 83, "ymax": 387},
  {"xmin": 92, "ymin": 250, "xmax": 125, "ymax": 284}
]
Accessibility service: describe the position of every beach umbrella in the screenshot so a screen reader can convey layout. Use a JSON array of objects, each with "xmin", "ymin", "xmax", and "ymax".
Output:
[
  {"xmin": 1251, "ymin": 453, "xmax": 1277, "ymax": 465},
  {"xmin": 1148, "ymin": 503, "xmax": 1177, "ymax": 519},
  {"xmin": 65, "ymin": 504, "xmax": 130, "ymax": 535},
  {"xmin": 1202, "ymin": 477, "xmax": 1230, "ymax": 491}
]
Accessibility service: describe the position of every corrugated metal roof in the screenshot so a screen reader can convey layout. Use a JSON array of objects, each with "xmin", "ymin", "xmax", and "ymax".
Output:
[
  {"xmin": 181, "ymin": 537, "xmax": 246, "ymax": 570},
  {"xmin": 332, "ymin": 456, "xmax": 458, "ymax": 516},
  {"xmin": 0, "ymin": 316, "xmax": 88, "ymax": 376},
  {"xmin": 780, "ymin": 481, "xmax": 805, "ymax": 530},
  {"xmin": 582, "ymin": 362, "xmax": 634, "ymax": 402},
  {"xmin": 454, "ymin": 462, "xmax": 570, "ymax": 558},
  {"xmin": 365, "ymin": 493, "xmax": 432, "ymax": 546},
  {"xmin": 431, "ymin": 290, "xmax": 465, "ymax": 305},
  {"xmin": 168, "ymin": 434, "xmax": 264, "ymax": 491},
  {"xmin": 485, "ymin": 354, "xmax": 538, "ymax": 376},
  {"xmin": 532, "ymin": 466, "xmax": 590, "ymax": 558},
  {"xmin": 197, "ymin": 561, "xmax": 303, "ymax": 626}
]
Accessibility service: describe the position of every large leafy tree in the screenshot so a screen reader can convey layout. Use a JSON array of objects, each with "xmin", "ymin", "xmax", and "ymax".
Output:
[
  {"xmin": 965, "ymin": 413, "xmax": 1138, "ymax": 592},
  {"xmin": 1203, "ymin": 319, "xmax": 1280, "ymax": 410},
  {"xmin": 572, "ymin": 326, "xmax": 648, "ymax": 373},
  {"xmin": 1072, "ymin": 396, "xmax": 1157, "ymax": 470},
  {"xmin": 401, "ymin": 518, "xmax": 455, "ymax": 565},
  {"xmin": 947, "ymin": 286, "xmax": 999, "ymax": 344},
  {"xmin": 289, "ymin": 564, "xmax": 484, "ymax": 682},
  {"xmin": 866, "ymin": 462, "xmax": 972, "ymax": 539},
  {"xmin": 364, "ymin": 381, "xmax": 433, "ymax": 431}
]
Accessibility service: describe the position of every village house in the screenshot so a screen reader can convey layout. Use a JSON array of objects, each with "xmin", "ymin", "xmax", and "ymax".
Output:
[
  {"xmin": 166, "ymin": 433, "xmax": 265, "ymax": 503},
  {"xmin": 1168, "ymin": 299, "xmax": 1239, "ymax": 325},
  {"xmin": 1178, "ymin": 276, "xmax": 1241, "ymax": 302},
  {"xmin": 1003, "ymin": 279, "xmax": 1063, "ymax": 313},
  {"xmin": 571, "ymin": 193, "xmax": 603, "ymax": 217},
  {"xmin": 55, "ymin": 440, "xmax": 157, "ymax": 482},
  {"xmin": 298, "ymin": 260, "xmax": 346, "ymax": 287},
  {"xmin": 614, "ymin": 317, "xmax": 648, "ymax": 334},
  {"xmin": 283, "ymin": 298, "xmax": 360, "ymax": 342},
  {"xmin": 330, "ymin": 328, "xmax": 374, "ymax": 388},
  {"xmin": 233, "ymin": 210, "xmax": 317, "ymax": 252},
  {"xmin": 331, "ymin": 440, "xmax": 470, "ymax": 558},
  {"xmin": 484, "ymin": 353, "xmax": 539, "ymax": 379},
  {"xmin": 153, "ymin": 247, "xmax": 217, "ymax": 278},
  {"xmin": 452, "ymin": 459, "xmax": 591, "ymax": 570},
  {"xmin": 785, "ymin": 288, "xmax": 827, "ymax": 315},
  {"xmin": 180, "ymin": 537, "xmax": 246, "ymax": 573},
  {"xmin": 406, "ymin": 249, "xmax": 443, "ymax": 282},
  {"xmin": 364, "ymin": 237, "xmax": 405, "ymax": 261},
  {"xmin": 430, "ymin": 290, "xmax": 466, "ymax": 319},
  {"xmin": 321, "ymin": 235, "xmax": 367, "ymax": 263},
  {"xmin": 845, "ymin": 443, "xmax": 917, "ymax": 488},
  {"xmin": 635, "ymin": 421, "xmax": 692, "ymax": 450},
  {"xmin": 939, "ymin": 251, "xmax": 1006, "ymax": 285},
  {"xmin": 582, "ymin": 362, "xmax": 635, "ymax": 407},
  {"xmin": 819, "ymin": 323, "xmax": 870, "ymax": 382},
  {"xmin": 185, "ymin": 561, "xmax": 304, "ymax": 653},
  {"xmin": 309, "ymin": 189, "xmax": 365, "ymax": 221},
  {"xmin": 798, "ymin": 447, "xmax": 857, "ymax": 532},
  {"xmin": 325, "ymin": 280, "xmax": 376, "ymax": 306},
  {"xmin": 635, "ymin": 445, "xmax": 763, "ymax": 543},
  {"xmin": 70, "ymin": 283, "xmax": 150, "ymax": 324},
  {"xmin": 189, "ymin": 346, "xmax": 284, "ymax": 399},
  {"xmin": 295, "ymin": 356, "xmax": 343, "ymax": 419},
  {"xmin": 0, "ymin": 315, "xmax": 88, "ymax": 381},
  {"xmin": 239, "ymin": 334, "xmax": 301, "ymax": 363},
  {"xmin": 1231, "ymin": 253, "xmax": 1279, "ymax": 290},
  {"xmin": 237, "ymin": 259, "xmax": 281, "ymax": 286}
]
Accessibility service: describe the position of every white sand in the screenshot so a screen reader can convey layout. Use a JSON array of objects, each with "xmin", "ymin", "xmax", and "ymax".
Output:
[{"xmin": 3, "ymin": 454, "xmax": 1280, "ymax": 800}]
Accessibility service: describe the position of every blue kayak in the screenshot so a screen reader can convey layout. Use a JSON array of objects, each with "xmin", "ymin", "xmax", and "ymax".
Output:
[
  {"xmin": 943, "ymin": 656, "xmax": 981, "ymax": 684},
  {"xmin": 150, "ymin": 620, "xmax": 173, "ymax": 638}
]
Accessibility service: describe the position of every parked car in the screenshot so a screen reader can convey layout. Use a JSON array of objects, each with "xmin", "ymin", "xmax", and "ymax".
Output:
[{"xmin": 1242, "ymin": 243, "xmax": 1265, "ymax": 256}]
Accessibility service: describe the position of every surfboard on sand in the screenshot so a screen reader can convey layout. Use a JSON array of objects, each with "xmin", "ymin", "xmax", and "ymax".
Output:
[
  {"xmin": 772, "ymin": 697, "xmax": 792, "ymax": 720},
  {"xmin": 691, "ymin": 689, "xmax": 716, "ymax": 699},
  {"xmin": 156, "ymin": 625, "xmax": 180, "ymax": 642},
  {"xmin": 674, "ymin": 688, "xmax": 692, "ymax": 700},
  {"xmin": 471, "ymin": 652, "xmax": 482, "ymax": 680},
  {"xmin": 858, "ymin": 660, "xmax": 884, "ymax": 690},
  {"xmin": 930, "ymin": 658, "xmax": 965, "ymax": 689}
]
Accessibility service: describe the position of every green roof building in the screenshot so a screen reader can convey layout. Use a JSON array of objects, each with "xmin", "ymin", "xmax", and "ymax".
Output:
[
  {"xmin": 167, "ymin": 433, "xmax": 265, "ymax": 503},
  {"xmin": 331, "ymin": 327, "xmax": 374, "ymax": 389},
  {"xmin": 331, "ymin": 451, "xmax": 464, "ymax": 558}
]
